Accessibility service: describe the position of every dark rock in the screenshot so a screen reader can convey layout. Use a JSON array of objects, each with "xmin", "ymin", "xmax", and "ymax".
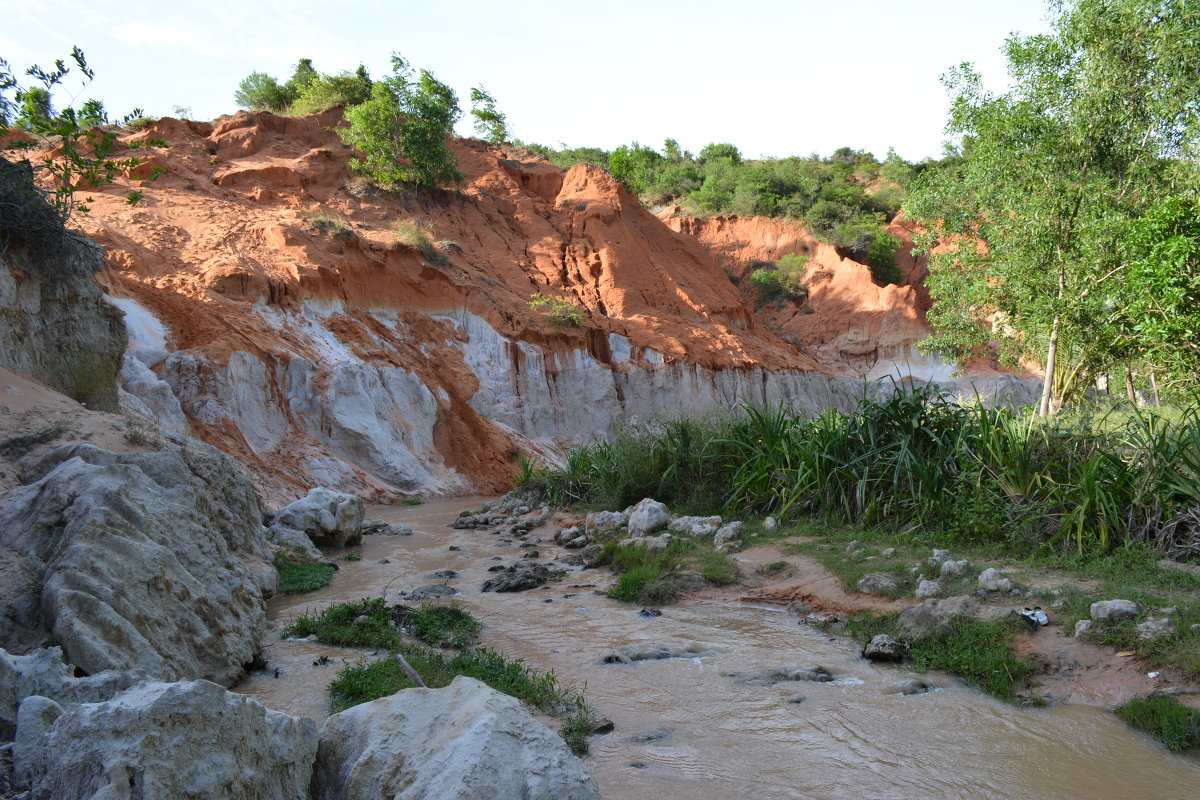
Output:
[
  {"xmin": 602, "ymin": 643, "xmax": 716, "ymax": 664},
  {"xmin": 623, "ymin": 727, "xmax": 672, "ymax": 744},
  {"xmin": 724, "ymin": 665, "xmax": 834, "ymax": 686},
  {"xmin": 638, "ymin": 608, "xmax": 663, "ymax": 618},
  {"xmin": 522, "ymin": 550, "xmax": 540, "ymax": 559},
  {"xmin": 375, "ymin": 559, "xmax": 390, "ymax": 565},
  {"xmin": 399, "ymin": 585, "xmax": 459, "ymax": 601},
  {"xmin": 448, "ymin": 546, "xmax": 461, "ymax": 551},
  {"xmin": 481, "ymin": 564, "xmax": 564, "ymax": 593},
  {"xmin": 428, "ymin": 569, "xmax": 458, "ymax": 579},
  {"xmin": 862, "ymin": 634, "xmax": 908, "ymax": 662},
  {"xmin": 361, "ymin": 519, "xmax": 413, "ymax": 536},
  {"xmin": 487, "ymin": 565, "xmax": 507, "ymax": 572},
  {"xmin": 590, "ymin": 718, "xmax": 615, "ymax": 734},
  {"xmin": 884, "ymin": 678, "xmax": 936, "ymax": 696}
]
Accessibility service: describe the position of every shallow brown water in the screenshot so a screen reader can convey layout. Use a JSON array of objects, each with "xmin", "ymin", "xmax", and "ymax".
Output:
[{"xmin": 237, "ymin": 498, "xmax": 1200, "ymax": 799}]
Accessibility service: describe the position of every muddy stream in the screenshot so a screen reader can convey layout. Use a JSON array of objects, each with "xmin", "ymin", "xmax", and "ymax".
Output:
[{"xmin": 237, "ymin": 498, "xmax": 1200, "ymax": 799}]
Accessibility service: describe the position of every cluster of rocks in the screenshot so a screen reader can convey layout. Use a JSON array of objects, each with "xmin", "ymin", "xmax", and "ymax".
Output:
[
  {"xmin": 0, "ymin": 435, "xmax": 600, "ymax": 798},
  {"xmin": 559, "ymin": 499, "xmax": 747, "ymax": 555},
  {"xmin": 2, "ymin": 651, "xmax": 599, "ymax": 800},
  {"xmin": 452, "ymin": 495, "xmax": 551, "ymax": 538},
  {"xmin": 855, "ymin": 548, "xmax": 1023, "ymax": 601},
  {"xmin": 1075, "ymin": 599, "xmax": 1176, "ymax": 641}
]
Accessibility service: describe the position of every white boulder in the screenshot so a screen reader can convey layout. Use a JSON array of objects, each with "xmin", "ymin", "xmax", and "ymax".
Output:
[
  {"xmin": 14, "ymin": 680, "xmax": 318, "ymax": 800},
  {"xmin": 275, "ymin": 487, "xmax": 365, "ymax": 548},
  {"xmin": 584, "ymin": 511, "xmax": 627, "ymax": 534},
  {"xmin": 977, "ymin": 567, "xmax": 1014, "ymax": 593},
  {"xmin": 1090, "ymin": 599, "xmax": 1141, "ymax": 624},
  {"xmin": 0, "ymin": 647, "xmax": 147, "ymax": 740},
  {"xmin": 313, "ymin": 676, "xmax": 600, "ymax": 800},
  {"xmin": 626, "ymin": 499, "xmax": 670, "ymax": 538},
  {"xmin": 713, "ymin": 521, "xmax": 745, "ymax": 552}
]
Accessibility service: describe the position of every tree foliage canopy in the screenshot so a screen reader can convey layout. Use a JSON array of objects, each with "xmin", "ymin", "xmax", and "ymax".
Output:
[{"xmin": 905, "ymin": 0, "xmax": 1200, "ymax": 411}]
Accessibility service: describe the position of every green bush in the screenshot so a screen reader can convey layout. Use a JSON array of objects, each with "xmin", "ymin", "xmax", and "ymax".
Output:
[
  {"xmin": 539, "ymin": 388, "xmax": 1200, "ymax": 560},
  {"xmin": 281, "ymin": 597, "xmax": 402, "ymax": 649},
  {"xmin": 290, "ymin": 67, "xmax": 373, "ymax": 115},
  {"xmin": 396, "ymin": 602, "xmax": 482, "ymax": 649}
]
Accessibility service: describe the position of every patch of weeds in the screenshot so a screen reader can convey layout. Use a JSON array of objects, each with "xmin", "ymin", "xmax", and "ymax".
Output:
[
  {"xmin": 0, "ymin": 424, "xmax": 67, "ymax": 458},
  {"xmin": 608, "ymin": 565, "xmax": 663, "ymax": 602},
  {"xmin": 123, "ymin": 414, "xmax": 162, "ymax": 448},
  {"xmin": 756, "ymin": 560, "xmax": 792, "ymax": 576},
  {"xmin": 273, "ymin": 551, "xmax": 335, "ymax": 594},
  {"xmin": 437, "ymin": 240, "xmax": 463, "ymax": 254},
  {"xmin": 391, "ymin": 217, "xmax": 446, "ymax": 264},
  {"xmin": 909, "ymin": 616, "xmax": 1034, "ymax": 701},
  {"xmin": 402, "ymin": 497, "xmax": 423, "ymax": 505},
  {"xmin": 845, "ymin": 611, "xmax": 1033, "ymax": 701},
  {"xmin": 597, "ymin": 538, "xmax": 737, "ymax": 604},
  {"xmin": 1115, "ymin": 694, "xmax": 1200, "ymax": 752},
  {"xmin": 394, "ymin": 602, "xmax": 482, "ymax": 649},
  {"xmin": 341, "ymin": 553, "xmax": 363, "ymax": 562},
  {"xmin": 528, "ymin": 292, "xmax": 585, "ymax": 328},
  {"xmin": 301, "ymin": 207, "xmax": 356, "ymax": 240},
  {"xmin": 282, "ymin": 597, "xmax": 402, "ymax": 649},
  {"xmin": 329, "ymin": 646, "xmax": 596, "ymax": 754}
]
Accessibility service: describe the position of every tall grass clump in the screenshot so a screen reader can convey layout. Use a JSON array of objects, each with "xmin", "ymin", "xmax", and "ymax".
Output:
[
  {"xmin": 391, "ymin": 217, "xmax": 447, "ymax": 264},
  {"xmin": 535, "ymin": 385, "xmax": 1200, "ymax": 561}
]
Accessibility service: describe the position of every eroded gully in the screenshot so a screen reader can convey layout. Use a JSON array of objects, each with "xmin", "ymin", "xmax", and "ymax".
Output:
[{"xmin": 236, "ymin": 497, "xmax": 1200, "ymax": 800}]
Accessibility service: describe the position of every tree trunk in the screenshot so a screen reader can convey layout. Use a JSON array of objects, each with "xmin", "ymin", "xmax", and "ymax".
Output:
[
  {"xmin": 1039, "ymin": 314, "xmax": 1060, "ymax": 417},
  {"xmin": 1125, "ymin": 363, "xmax": 1137, "ymax": 405},
  {"xmin": 1150, "ymin": 368, "xmax": 1161, "ymax": 407}
]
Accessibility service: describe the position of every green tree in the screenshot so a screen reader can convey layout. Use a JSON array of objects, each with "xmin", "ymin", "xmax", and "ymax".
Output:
[
  {"xmin": 338, "ymin": 54, "xmax": 462, "ymax": 188},
  {"xmin": 906, "ymin": 0, "xmax": 1200, "ymax": 415},
  {"xmin": 291, "ymin": 66, "xmax": 373, "ymax": 115},
  {"xmin": 0, "ymin": 47, "xmax": 158, "ymax": 230},
  {"xmin": 469, "ymin": 85, "xmax": 508, "ymax": 144},
  {"xmin": 234, "ymin": 71, "xmax": 291, "ymax": 112},
  {"xmin": 698, "ymin": 142, "xmax": 741, "ymax": 165},
  {"xmin": 1117, "ymin": 195, "xmax": 1200, "ymax": 390},
  {"xmin": 285, "ymin": 58, "xmax": 319, "ymax": 98}
]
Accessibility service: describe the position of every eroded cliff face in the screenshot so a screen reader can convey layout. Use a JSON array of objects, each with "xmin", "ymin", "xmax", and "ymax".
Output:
[
  {"xmin": 40, "ymin": 110, "xmax": 1035, "ymax": 501},
  {"xmin": 659, "ymin": 212, "xmax": 991, "ymax": 382},
  {"xmin": 0, "ymin": 235, "xmax": 126, "ymax": 412}
]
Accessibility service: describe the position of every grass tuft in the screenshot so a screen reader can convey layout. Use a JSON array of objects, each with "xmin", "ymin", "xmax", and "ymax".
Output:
[
  {"xmin": 301, "ymin": 207, "xmax": 356, "ymax": 240},
  {"xmin": 391, "ymin": 217, "xmax": 447, "ymax": 264}
]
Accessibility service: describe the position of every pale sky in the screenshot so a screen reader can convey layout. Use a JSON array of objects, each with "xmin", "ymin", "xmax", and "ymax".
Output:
[{"xmin": 0, "ymin": 0, "xmax": 1054, "ymax": 161}]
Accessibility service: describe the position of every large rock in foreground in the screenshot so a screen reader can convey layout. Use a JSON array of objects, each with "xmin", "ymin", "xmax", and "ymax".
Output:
[
  {"xmin": 0, "ymin": 647, "xmax": 147, "ymax": 740},
  {"xmin": 0, "ymin": 440, "xmax": 274, "ymax": 684},
  {"xmin": 14, "ymin": 679, "xmax": 318, "ymax": 800},
  {"xmin": 312, "ymin": 676, "xmax": 600, "ymax": 800}
]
